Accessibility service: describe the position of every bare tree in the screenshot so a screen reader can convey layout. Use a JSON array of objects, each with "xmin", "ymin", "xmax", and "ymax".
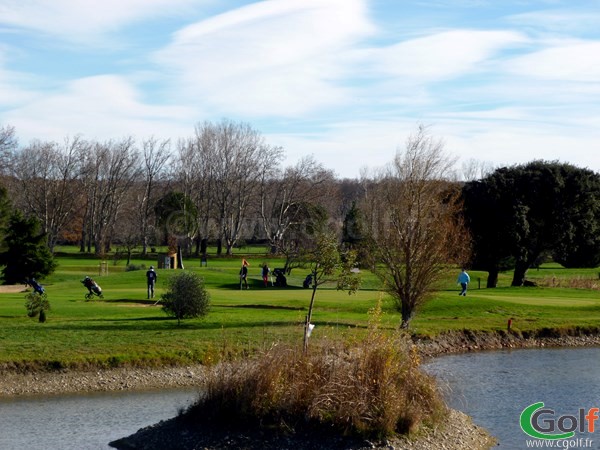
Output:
[
  {"xmin": 460, "ymin": 158, "xmax": 495, "ymax": 182},
  {"xmin": 10, "ymin": 137, "xmax": 85, "ymax": 252},
  {"xmin": 364, "ymin": 125, "xmax": 470, "ymax": 328},
  {"xmin": 138, "ymin": 137, "xmax": 171, "ymax": 255},
  {"xmin": 173, "ymin": 134, "xmax": 214, "ymax": 256},
  {"xmin": 80, "ymin": 138, "xmax": 141, "ymax": 255},
  {"xmin": 197, "ymin": 120, "xmax": 283, "ymax": 255},
  {"xmin": 259, "ymin": 155, "xmax": 333, "ymax": 253},
  {"xmin": 0, "ymin": 124, "xmax": 18, "ymax": 175}
]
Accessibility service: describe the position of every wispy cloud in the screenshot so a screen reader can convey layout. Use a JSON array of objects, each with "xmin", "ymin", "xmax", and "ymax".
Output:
[
  {"xmin": 0, "ymin": 0, "xmax": 205, "ymax": 43},
  {"xmin": 366, "ymin": 30, "xmax": 526, "ymax": 80},
  {"xmin": 506, "ymin": 9, "xmax": 600, "ymax": 36},
  {"xmin": 505, "ymin": 40, "xmax": 600, "ymax": 81},
  {"xmin": 154, "ymin": 0, "xmax": 374, "ymax": 116},
  {"xmin": 7, "ymin": 75, "xmax": 193, "ymax": 142}
]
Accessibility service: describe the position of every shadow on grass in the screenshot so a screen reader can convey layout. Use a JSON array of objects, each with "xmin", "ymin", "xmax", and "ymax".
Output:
[
  {"xmin": 219, "ymin": 304, "xmax": 305, "ymax": 311},
  {"xmin": 39, "ymin": 317, "xmax": 303, "ymax": 331},
  {"xmin": 107, "ymin": 298, "xmax": 160, "ymax": 305},
  {"xmin": 218, "ymin": 281, "xmax": 306, "ymax": 290}
]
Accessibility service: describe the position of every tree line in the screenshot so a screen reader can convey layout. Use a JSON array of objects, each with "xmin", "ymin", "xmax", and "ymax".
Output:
[
  {"xmin": 0, "ymin": 120, "xmax": 341, "ymax": 259},
  {"xmin": 2, "ymin": 121, "xmax": 600, "ymax": 328}
]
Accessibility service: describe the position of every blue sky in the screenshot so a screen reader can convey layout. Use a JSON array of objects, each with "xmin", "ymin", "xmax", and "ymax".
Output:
[{"xmin": 1, "ymin": 0, "xmax": 599, "ymax": 178}]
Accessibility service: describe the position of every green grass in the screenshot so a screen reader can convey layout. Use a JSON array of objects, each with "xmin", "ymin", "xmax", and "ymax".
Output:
[{"xmin": 1, "ymin": 247, "xmax": 600, "ymax": 370}]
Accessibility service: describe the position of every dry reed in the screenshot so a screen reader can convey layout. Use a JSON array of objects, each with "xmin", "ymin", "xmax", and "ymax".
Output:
[{"xmin": 182, "ymin": 303, "xmax": 446, "ymax": 439}]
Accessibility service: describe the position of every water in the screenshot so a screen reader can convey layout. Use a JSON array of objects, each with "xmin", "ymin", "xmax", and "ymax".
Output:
[
  {"xmin": 0, "ymin": 387, "xmax": 199, "ymax": 450},
  {"xmin": 424, "ymin": 347, "xmax": 600, "ymax": 449}
]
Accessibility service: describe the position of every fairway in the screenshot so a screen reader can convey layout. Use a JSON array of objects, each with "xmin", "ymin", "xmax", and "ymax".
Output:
[
  {"xmin": 1, "ymin": 249, "xmax": 600, "ymax": 369},
  {"xmin": 476, "ymin": 291, "xmax": 600, "ymax": 307}
]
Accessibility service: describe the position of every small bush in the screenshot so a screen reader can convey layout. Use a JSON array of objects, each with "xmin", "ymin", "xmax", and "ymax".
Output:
[
  {"xmin": 126, "ymin": 263, "xmax": 146, "ymax": 272},
  {"xmin": 161, "ymin": 271, "xmax": 210, "ymax": 324},
  {"xmin": 25, "ymin": 292, "xmax": 50, "ymax": 323}
]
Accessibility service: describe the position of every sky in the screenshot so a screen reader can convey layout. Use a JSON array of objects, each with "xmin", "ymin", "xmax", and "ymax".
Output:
[{"xmin": 1, "ymin": 0, "xmax": 600, "ymax": 179}]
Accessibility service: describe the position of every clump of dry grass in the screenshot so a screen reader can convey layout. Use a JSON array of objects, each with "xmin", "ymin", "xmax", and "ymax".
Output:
[
  {"xmin": 182, "ymin": 305, "xmax": 446, "ymax": 440},
  {"xmin": 536, "ymin": 276, "xmax": 600, "ymax": 290}
]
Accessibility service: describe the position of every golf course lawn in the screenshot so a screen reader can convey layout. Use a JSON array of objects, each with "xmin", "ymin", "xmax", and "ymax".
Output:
[{"xmin": 1, "ymin": 248, "xmax": 599, "ymax": 369}]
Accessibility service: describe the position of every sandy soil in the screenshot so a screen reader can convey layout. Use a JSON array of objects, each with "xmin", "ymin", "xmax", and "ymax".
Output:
[{"xmin": 0, "ymin": 284, "xmax": 28, "ymax": 293}]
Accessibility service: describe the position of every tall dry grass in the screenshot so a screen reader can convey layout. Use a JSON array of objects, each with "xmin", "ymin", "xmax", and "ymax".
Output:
[
  {"xmin": 181, "ymin": 304, "xmax": 446, "ymax": 439},
  {"xmin": 536, "ymin": 276, "xmax": 600, "ymax": 290}
]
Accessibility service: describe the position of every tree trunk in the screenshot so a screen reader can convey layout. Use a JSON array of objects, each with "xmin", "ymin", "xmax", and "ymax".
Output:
[
  {"xmin": 194, "ymin": 237, "xmax": 200, "ymax": 257},
  {"xmin": 400, "ymin": 303, "xmax": 413, "ymax": 329},
  {"xmin": 486, "ymin": 268, "xmax": 499, "ymax": 288},
  {"xmin": 303, "ymin": 271, "xmax": 318, "ymax": 353},
  {"xmin": 511, "ymin": 260, "xmax": 529, "ymax": 286}
]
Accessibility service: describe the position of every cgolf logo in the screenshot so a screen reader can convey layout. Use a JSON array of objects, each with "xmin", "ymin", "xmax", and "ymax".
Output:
[{"xmin": 520, "ymin": 402, "xmax": 599, "ymax": 440}]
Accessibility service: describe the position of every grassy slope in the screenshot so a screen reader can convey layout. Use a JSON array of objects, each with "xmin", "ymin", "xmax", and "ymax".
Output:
[{"xmin": 1, "ymin": 248, "xmax": 599, "ymax": 369}]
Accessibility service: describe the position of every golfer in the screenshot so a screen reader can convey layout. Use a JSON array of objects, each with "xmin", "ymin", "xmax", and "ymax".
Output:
[
  {"xmin": 146, "ymin": 266, "xmax": 157, "ymax": 299},
  {"xmin": 457, "ymin": 269, "xmax": 470, "ymax": 296}
]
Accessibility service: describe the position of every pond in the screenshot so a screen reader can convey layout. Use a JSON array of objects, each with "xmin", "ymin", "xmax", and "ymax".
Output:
[
  {"xmin": 424, "ymin": 347, "xmax": 600, "ymax": 449},
  {"xmin": 0, "ymin": 387, "xmax": 198, "ymax": 450}
]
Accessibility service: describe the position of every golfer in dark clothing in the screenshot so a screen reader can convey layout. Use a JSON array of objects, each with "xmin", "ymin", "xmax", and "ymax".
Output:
[{"xmin": 146, "ymin": 266, "xmax": 157, "ymax": 299}]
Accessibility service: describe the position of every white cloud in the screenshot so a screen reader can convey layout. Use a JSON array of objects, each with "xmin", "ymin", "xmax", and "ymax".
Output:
[
  {"xmin": 155, "ymin": 0, "xmax": 374, "ymax": 116},
  {"xmin": 506, "ymin": 9, "xmax": 600, "ymax": 36},
  {"xmin": 0, "ymin": 47, "xmax": 37, "ymax": 108},
  {"xmin": 505, "ymin": 40, "xmax": 600, "ymax": 82},
  {"xmin": 443, "ymin": 124, "xmax": 600, "ymax": 173},
  {"xmin": 269, "ymin": 119, "xmax": 425, "ymax": 178},
  {"xmin": 5, "ymin": 75, "xmax": 194, "ymax": 143},
  {"xmin": 0, "ymin": 0, "xmax": 205, "ymax": 42},
  {"xmin": 366, "ymin": 30, "xmax": 527, "ymax": 81}
]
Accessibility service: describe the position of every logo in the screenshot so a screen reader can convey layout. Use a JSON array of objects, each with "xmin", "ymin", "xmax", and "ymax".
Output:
[{"xmin": 520, "ymin": 402, "xmax": 600, "ymax": 440}]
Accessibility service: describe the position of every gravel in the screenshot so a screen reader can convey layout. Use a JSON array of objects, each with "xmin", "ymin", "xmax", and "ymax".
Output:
[{"xmin": 0, "ymin": 365, "xmax": 208, "ymax": 397}]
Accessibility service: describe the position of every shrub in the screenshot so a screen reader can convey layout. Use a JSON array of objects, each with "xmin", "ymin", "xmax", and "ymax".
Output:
[
  {"xmin": 126, "ymin": 264, "xmax": 146, "ymax": 272},
  {"xmin": 161, "ymin": 271, "xmax": 210, "ymax": 325},
  {"xmin": 181, "ymin": 320, "xmax": 446, "ymax": 440},
  {"xmin": 25, "ymin": 292, "xmax": 50, "ymax": 323}
]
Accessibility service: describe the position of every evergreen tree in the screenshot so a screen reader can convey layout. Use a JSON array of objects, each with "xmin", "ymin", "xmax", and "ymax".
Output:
[
  {"xmin": 463, "ymin": 161, "xmax": 600, "ymax": 286},
  {"xmin": 0, "ymin": 210, "xmax": 57, "ymax": 284}
]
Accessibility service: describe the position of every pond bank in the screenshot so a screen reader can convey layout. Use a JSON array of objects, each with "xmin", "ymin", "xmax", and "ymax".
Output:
[
  {"xmin": 0, "ymin": 365, "xmax": 208, "ymax": 397},
  {"xmin": 2, "ymin": 330, "xmax": 599, "ymax": 398},
  {"xmin": 2, "ymin": 330, "xmax": 600, "ymax": 398},
  {"xmin": 414, "ymin": 328, "xmax": 600, "ymax": 357}
]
